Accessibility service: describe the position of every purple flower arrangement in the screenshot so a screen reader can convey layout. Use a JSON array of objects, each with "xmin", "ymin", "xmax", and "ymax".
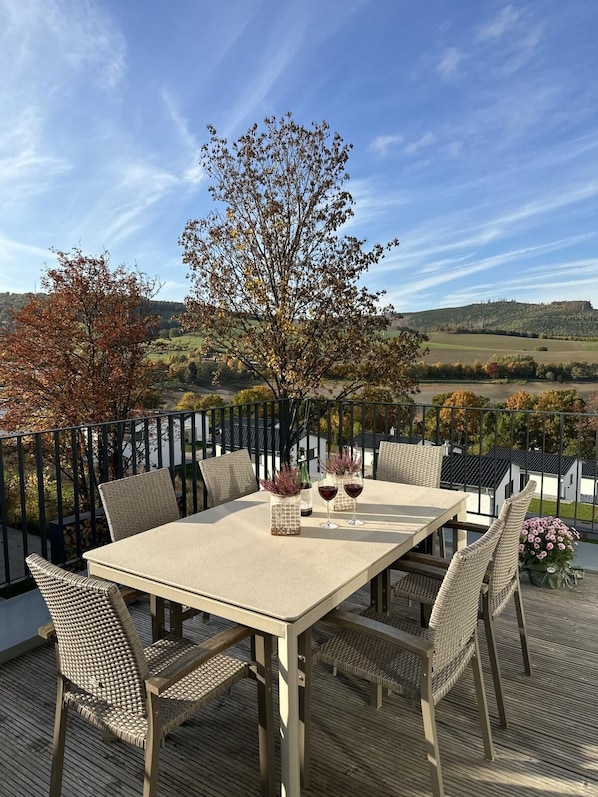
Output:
[
  {"xmin": 323, "ymin": 448, "xmax": 362, "ymax": 476},
  {"xmin": 260, "ymin": 465, "xmax": 302, "ymax": 497}
]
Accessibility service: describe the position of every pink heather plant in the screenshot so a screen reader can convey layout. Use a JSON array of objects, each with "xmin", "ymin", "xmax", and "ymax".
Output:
[
  {"xmin": 519, "ymin": 516, "xmax": 579, "ymax": 571},
  {"xmin": 260, "ymin": 465, "xmax": 302, "ymax": 497},
  {"xmin": 323, "ymin": 448, "xmax": 362, "ymax": 476}
]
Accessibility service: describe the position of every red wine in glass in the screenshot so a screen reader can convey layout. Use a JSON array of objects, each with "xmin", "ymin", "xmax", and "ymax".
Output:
[
  {"xmin": 343, "ymin": 482, "xmax": 363, "ymax": 500},
  {"xmin": 318, "ymin": 484, "xmax": 338, "ymax": 501},
  {"xmin": 318, "ymin": 473, "xmax": 339, "ymax": 529},
  {"xmin": 344, "ymin": 472, "xmax": 365, "ymax": 526}
]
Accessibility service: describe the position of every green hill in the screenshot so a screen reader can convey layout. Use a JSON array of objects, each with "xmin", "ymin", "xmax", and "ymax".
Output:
[
  {"xmin": 0, "ymin": 292, "xmax": 185, "ymax": 332},
  {"xmin": 400, "ymin": 300, "xmax": 598, "ymax": 339}
]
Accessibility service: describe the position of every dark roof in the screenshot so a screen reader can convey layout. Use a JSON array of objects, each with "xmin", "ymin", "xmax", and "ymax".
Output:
[
  {"xmin": 486, "ymin": 447, "xmax": 578, "ymax": 476},
  {"xmin": 582, "ymin": 460, "xmax": 598, "ymax": 478},
  {"xmin": 441, "ymin": 455, "xmax": 513, "ymax": 490},
  {"xmin": 352, "ymin": 432, "xmax": 430, "ymax": 449},
  {"xmin": 216, "ymin": 418, "xmax": 280, "ymax": 454}
]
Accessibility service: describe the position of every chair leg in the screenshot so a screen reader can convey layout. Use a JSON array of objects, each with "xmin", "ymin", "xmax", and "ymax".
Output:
[
  {"xmin": 437, "ymin": 529, "xmax": 446, "ymax": 558},
  {"xmin": 481, "ymin": 594, "xmax": 508, "ymax": 728},
  {"xmin": 143, "ymin": 693, "xmax": 162, "ymax": 797},
  {"xmin": 298, "ymin": 630, "xmax": 313, "ymax": 789},
  {"xmin": 513, "ymin": 585, "xmax": 533, "ymax": 676},
  {"xmin": 470, "ymin": 632, "xmax": 494, "ymax": 761},
  {"xmin": 50, "ymin": 678, "xmax": 68, "ymax": 797},
  {"xmin": 420, "ymin": 662, "xmax": 444, "ymax": 797},
  {"xmin": 252, "ymin": 633, "xmax": 276, "ymax": 797}
]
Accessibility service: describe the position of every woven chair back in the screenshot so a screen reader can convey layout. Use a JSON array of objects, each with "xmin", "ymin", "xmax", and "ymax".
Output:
[
  {"xmin": 99, "ymin": 468, "xmax": 180, "ymax": 541},
  {"xmin": 27, "ymin": 554, "xmax": 149, "ymax": 716},
  {"xmin": 427, "ymin": 517, "xmax": 503, "ymax": 690},
  {"xmin": 490, "ymin": 478, "xmax": 536, "ymax": 616},
  {"xmin": 377, "ymin": 442, "xmax": 443, "ymax": 488},
  {"xmin": 199, "ymin": 449, "xmax": 258, "ymax": 507}
]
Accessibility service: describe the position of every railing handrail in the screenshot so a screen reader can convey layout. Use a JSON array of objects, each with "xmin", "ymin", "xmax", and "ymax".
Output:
[{"xmin": 1, "ymin": 397, "xmax": 597, "ymax": 595}]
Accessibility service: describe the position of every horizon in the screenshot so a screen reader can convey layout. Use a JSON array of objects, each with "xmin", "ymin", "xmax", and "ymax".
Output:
[{"xmin": 1, "ymin": 1, "xmax": 597, "ymax": 313}]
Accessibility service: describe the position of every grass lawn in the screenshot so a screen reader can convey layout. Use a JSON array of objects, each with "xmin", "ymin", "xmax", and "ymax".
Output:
[{"xmin": 529, "ymin": 497, "xmax": 598, "ymax": 523}]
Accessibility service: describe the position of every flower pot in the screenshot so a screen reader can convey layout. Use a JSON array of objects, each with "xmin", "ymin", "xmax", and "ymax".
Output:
[
  {"xmin": 270, "ymin": 493, "xmax": 301, "ymax": 536},
  {"xmin": 523, "ymin": 563, "xmax": 564, "ymax": 589},
  {"xmin": 332, "ymin": 474, "xmax": 353, "ymax": 512}
]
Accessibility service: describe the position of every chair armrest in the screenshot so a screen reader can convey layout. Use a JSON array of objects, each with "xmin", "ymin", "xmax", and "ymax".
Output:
[
  {"xmin": 146, "ymin": 624, "xmax": 253, "ymax": 695},
  {"xmin": 38, "ymin": 621, "xmax": 56, "ymax": 641},
  {"xmin": 392, "ymin": 560, "xmax": 447, "ymax": 581},
  {"xmin": 322, "ymin": 609, "xmax": 434, "ymax": 660},
  {"xmin": 443, "ymin": 519, "xmax": 489, "ymax": 533},
  {"xmin": 120, "ymin": 586, "xmax": 143, "ymax": 604},
  {"xmin": 399, "ymin": 551, "xmax": 451, "ymax": 569}
]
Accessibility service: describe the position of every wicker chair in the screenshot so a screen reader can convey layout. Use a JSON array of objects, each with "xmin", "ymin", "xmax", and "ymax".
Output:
[
  {"xmin": 98, "ymin": 468, "xmax": 198, "ymax": 640},
  {"xmin": 199, "ymin": 449, "xmax": 258, "ymax": 508},
  {"xmin": 316, "ymin": 517, "xmax": 504, "ymax": 797},
  {"xmin": 393, "ymin": 479, "xmax": 536, "ymax": 728},
  {"xmin": 376, "ymin": 441, "xmax": 447, "ymax": 555},
  {"xmin": 27, "ymin": 553, "xmax": 273, "ymax": 797}
]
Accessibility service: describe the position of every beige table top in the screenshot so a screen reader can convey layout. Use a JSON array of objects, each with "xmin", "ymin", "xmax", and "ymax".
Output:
[{"xmin": 84, "ymin": 480, "xmax": 467, "ymax": 630}]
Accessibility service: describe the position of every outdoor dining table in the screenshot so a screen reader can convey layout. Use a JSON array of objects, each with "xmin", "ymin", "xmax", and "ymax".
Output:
[{"xmin": 84, "ymin": 478, "xmax": 467, "ymax": 797}]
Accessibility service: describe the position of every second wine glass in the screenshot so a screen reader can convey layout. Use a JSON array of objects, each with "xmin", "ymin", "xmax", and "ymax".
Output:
[
  {"xmin": 344, "ymin": 471, "xmax": 364, "ymax": 526},
  {"xmin": 318, "ymin": 471, "xmax": 339, "ymax": 529}
]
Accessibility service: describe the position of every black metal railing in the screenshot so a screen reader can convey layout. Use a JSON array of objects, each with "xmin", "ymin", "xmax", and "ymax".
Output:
[{"xmin": 1, "ymin": 398, "xmax": 597, "ymax": 595}]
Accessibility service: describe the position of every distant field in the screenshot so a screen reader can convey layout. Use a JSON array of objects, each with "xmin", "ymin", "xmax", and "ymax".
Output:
[
  {"xmin": 423, "ymin": 332, "xmax": 598, "ymax": 366},
  {"xmin": 154, "ymin": 331, "xmax": 598, "ymax": 410}
]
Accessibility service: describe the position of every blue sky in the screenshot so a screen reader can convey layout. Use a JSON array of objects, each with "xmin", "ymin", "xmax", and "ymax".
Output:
[{"xmin": 1, "ymin": 0, "xmax": 597, "ymax": 313}]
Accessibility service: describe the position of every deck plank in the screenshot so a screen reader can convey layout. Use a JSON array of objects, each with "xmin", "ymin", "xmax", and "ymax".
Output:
[{"xmin": 1, "ymin": 574, "xmax": 598, "ymax": 796}]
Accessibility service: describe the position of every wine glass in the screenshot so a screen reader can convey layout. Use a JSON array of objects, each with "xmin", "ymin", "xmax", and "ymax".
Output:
[
  {"xmin": 344, "ymin": 471, "xmax": 365, "ymax": 526},
  {"xmin": 318, "ymin": 471, "xmax": 339, "ymax": 529}
]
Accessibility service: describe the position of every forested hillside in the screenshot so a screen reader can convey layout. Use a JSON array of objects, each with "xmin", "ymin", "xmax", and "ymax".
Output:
[
  {"xmin": 401, "ymin": 300, "xmax": 598, "ymax": 339},
  {"xmin": 3, "ymin": 293, "xmax": 598, "ymax": 339},
  {"xmin": 0, "ymin": 292, "xmax": 185, "ymax": 332}
]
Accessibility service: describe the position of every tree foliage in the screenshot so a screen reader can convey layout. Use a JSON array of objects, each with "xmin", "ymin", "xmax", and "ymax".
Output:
[
  {"xmin": 180, "ymin": 113, "xmax": 425, "ymax": 402},
  {"xmin": 0, "ymin": 248, "xmax": 164, "ymax": 431}
]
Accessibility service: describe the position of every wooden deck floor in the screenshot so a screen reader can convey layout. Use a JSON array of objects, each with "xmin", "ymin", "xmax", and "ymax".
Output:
[{"xmin": 2, "ymin": 571, "xmax": 598, "ymax": 797}]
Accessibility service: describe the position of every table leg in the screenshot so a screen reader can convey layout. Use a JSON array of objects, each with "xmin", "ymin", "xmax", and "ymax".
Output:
[
  {"xmin": 149, "ymin": 595, "xmax": 166, "ymax": 641},
  {"xmin": 278, "ymin": 630, "xmax": 301, "ymax": 797},
  {"xmin": 369, "ymin": 570, "xmax": 389, "ymax": 614}
]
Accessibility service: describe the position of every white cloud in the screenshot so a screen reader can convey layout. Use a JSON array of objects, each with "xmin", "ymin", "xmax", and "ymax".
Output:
[
  {"xmin": 368, "ymin": 134, "xmax": 403, "ymax": 156},
  {"xmin": 476, "ymin": 5, "xmax": 520, "ymax": 42},
  {"xmin": 403, "ymin": 132, "xmax": 436, "ymax": 155},
  {"xmin": 435, "ymin": 47, "xmax": 466, "ymax": 81}
]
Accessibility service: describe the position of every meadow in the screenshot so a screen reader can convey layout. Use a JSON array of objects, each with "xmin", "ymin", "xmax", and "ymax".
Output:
[
  {"xmin": 423, "ymin": 332, "xmax": 598, "ymax": 365},
  {"xmin": 153, "ymin": 331, "xmax": 598, "ymax": 408}
]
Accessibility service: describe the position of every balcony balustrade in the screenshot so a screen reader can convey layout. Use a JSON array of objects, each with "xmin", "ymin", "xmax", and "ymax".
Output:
[{"xmin": 1, "ymin": 397, "xmax": 597, "ymax": 595}]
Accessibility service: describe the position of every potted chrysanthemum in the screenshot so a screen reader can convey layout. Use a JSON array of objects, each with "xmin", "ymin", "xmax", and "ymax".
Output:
[{"xmin": 519, "ymin": 516, "xmax": 582, "ymax": 589}]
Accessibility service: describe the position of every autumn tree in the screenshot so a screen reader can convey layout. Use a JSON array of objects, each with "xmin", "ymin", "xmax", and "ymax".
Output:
[
  {"xmin": 0, "ymin": 248, "xmax": 164, "ymax": 505},
  {"xmin": 529, "ymin": 388, "xmax": 586, "ymax": 454},
  {"xmin": 180, "ymin": 114, "xmax": 426, "ymax": 409},
  {"xmin": 175, "ymin": 392, "xmax": 226, "ymax": 411},
  {"xmin": 433, "ymin": 390, "xmax": 490, "ymax": 447},
  {"xmin": 0, "ymin": 248, "xmax": 163, "ymax": 429}
]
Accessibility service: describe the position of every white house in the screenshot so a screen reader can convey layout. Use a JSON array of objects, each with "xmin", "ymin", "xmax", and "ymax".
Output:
[
  {"xmin": 487, "ymin": 448, "xmax": 582, "ymax": 503},
  {"xmin": 444, "ymin": 454, "xmax": 520, "ymax": 521},
  {"xmin": 215, "ymin": 418, "xmax": 327, "ymax": 479}
]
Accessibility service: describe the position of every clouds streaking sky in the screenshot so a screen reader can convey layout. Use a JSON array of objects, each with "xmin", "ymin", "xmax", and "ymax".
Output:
[{"xmin": 1, "ymin": 0, "xmax": 597, "ymax": 313}]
